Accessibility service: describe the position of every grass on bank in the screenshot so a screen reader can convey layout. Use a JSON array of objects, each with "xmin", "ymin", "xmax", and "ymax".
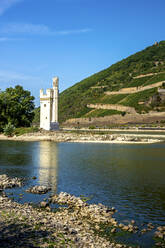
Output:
[
  {"xmin": 14, "ymin": 127, "xmax": 39, "ymax": 136},
  {"xmin": 1, "ymin": 126, "xmax": 39, "ymax": 137}
]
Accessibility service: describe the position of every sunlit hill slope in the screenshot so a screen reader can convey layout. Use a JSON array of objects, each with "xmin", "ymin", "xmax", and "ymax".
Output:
[{"xmin": 59, "ymin": 41, "xmax": 165, "ymax": 125}]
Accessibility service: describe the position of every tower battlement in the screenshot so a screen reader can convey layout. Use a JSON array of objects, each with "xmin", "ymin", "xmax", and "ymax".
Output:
[
  {"xmin": 40, "ymin": 77, "xmax": 59, "ymax": 130},
  {"xmin": 40, "ymin": 88, "xmax": 54, "ymax": 98}
]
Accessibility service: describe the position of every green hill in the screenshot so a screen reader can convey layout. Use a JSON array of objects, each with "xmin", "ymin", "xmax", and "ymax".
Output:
[{"xmin": 59, "ymin": 41, "xmax": 165, "ymax": 123}]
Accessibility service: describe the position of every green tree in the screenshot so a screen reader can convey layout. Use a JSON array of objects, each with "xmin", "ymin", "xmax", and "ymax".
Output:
[{"xmin": 0, "ymin": 85, "xmax": 35, "ymax": 130}]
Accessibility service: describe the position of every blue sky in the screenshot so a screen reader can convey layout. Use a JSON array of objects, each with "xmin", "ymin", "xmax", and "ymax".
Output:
[{"xmin": 0, "ymin": 0, "xmax": 165, "ymax": 106}]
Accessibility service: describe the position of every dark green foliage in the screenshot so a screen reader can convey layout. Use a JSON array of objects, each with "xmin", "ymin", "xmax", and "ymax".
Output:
[
  {"xmin": 32, "ymin": 107, "xmax": 40, "ymax": 126},
  {"xmin": 75, "ymin": 106, "xmax": 91, "ymax": 118},
  {"xmin": 89, "ymin": 125, "xmax": 95, "ymax": 129},
  {"xmin": 122, "ymin": 88, "xmax": 157, "ymax": 113},
  {"xmin": 162, "ymin": 82, "xmax": 165, "ymax": 88},
  {"xmin": 121, "ymin": 111, "xmax": 126, "ymax": 116},
  {"xmin": 143, "ymin": 72, "xmax": 165, "ymax": 86},
  {"xmin": 0, "ymin": 85, "xmax": 35, "ymax": 130},
  {"xmin": 125, "ymin": 76, "xmax": 153, "ymax": 88},
  {"xmin": 59, "ymin": 41, "xmax": 165, "ymax": 122}
]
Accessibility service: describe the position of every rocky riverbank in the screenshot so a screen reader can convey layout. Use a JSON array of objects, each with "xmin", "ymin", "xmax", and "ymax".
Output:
[
  {"xmin": 0, "ymin": 193, "xmax": 115, "ymax": 248},
  {"xmin": 0, "ymin": 175, "xmax": 128, "ymax": 248},
  {"xmin": 0, "ymin": 131, "xmax": 163, "ymax": 144},
  {"xmin": 0, "ymin": 175, "xmax": 165, "ymax": 247}
]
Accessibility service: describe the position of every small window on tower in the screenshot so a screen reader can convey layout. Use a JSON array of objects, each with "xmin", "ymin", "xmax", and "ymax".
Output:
[
  {"xmin": 44, "ymin": 104, "xmax": 46, "ymax": 107},
  {"xmin": 45, "ymin": 117, "xmax": 47, "ymax": 119}
]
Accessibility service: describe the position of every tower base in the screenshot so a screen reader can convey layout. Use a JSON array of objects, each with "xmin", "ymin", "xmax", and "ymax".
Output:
[{"xmin": 50, "ymin": 122, "xmax": 59, "ymax": 130}]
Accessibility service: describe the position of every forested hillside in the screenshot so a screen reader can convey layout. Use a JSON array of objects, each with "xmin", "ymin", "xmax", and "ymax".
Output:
[{"xmin": 59, "ymin": 41, "xmax": 165, "ymax": 123}]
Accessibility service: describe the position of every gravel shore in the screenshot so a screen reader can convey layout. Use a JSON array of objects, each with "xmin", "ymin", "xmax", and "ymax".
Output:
[
  {"xmin": 0, "ymin": 175, "xmax": 128, "ymax": 248},
  {"xmin": 0, "ymin": 131, "xmax": 163, "ymax": 144}
]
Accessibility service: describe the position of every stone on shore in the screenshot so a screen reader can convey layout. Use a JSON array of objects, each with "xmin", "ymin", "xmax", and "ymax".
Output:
[
  {"xmin": 40, "ymin": 201, "xmax": 49, "ymax": 208},
  {"xmin": 0, "ymin": 174, "xmax": 23, "ymax": 189},
  {"xmin": 26, "ymin": 185, "xmax": 51, "ymax": 194},
  {"xmin": 0, "ymin": 194, "xmax": 124, "ymax": 248}
]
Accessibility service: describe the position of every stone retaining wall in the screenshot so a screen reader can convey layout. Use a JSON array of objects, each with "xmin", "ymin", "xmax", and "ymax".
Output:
[
  {"xmin": 87, "ymin": 104, "xmax": 136, "ymax": 114},
  {"xmin": 63, "ymin": 112, "xmax": 165, "ymax": 127}
]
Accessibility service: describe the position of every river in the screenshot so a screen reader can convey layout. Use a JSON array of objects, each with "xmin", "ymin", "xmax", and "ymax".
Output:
[{"xmin": 0, "ymin": 140, "xmax": 165, "ymax": 247}]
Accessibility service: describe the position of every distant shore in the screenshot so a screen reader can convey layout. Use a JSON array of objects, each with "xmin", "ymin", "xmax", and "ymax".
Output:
[{"xmin": 0, "ymin": 130, "xmax": 164, "ymax": 144}]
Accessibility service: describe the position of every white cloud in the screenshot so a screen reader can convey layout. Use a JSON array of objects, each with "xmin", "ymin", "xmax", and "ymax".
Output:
[
  {"xmin": 0, "ymin": 36, "xmax": 21, "ymax": 41},
  {"xmin": 0, "ymin": 70, "xmax": 39, "ymax": 83},
  {"xmin": 0, "ymin": 37, "xmax": 9, "ymax": 41},
  {"xmin": 1, "ymin": 23, "xmax": 92, "ymax": 36},
  {"xmin": 0, "ymin": 0, "xmax": 22, "ymax": 16},
  {"xmin": 55, "ymin": 28, "xmax": 92, "ymax": 35},
  {"xmin": 2, "ymin": 23, "xmax": 51, "ymax": 35}
]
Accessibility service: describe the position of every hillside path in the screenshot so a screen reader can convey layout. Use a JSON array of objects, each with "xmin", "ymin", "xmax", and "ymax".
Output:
[
  {"xmin": 133, "ymin": 72, "xmax": 164, "ymax": 79},
  {"xmin": 105, "ymin": 81, "xmax": 163, "ymax": 95}
]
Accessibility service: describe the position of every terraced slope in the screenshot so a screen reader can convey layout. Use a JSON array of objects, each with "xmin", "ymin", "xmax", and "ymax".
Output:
[{"xmin": 59, "ymin": 41, "xmax": 165, "ymax": 123}]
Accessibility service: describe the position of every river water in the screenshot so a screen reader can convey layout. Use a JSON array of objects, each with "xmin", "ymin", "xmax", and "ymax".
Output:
[{"xmin": 0, "ymin": 140, "xmax": 165, "ymax": 246}]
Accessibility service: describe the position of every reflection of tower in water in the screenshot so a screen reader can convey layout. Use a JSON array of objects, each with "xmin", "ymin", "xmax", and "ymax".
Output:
[{"xmin": 39, "ymin": 141, "xmax": 58, "ymax": 193}]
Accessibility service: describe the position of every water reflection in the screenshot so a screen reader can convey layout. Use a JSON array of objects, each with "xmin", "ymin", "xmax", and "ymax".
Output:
[
  {"xmin": 0, "ymin": 141, "xmax": 35, "ymax": 178},
  {"xmin": 0, "ymin": 141, "xmax": 33, "ymax": 166},
  {"xmin": 38, "ymin": 141, "xmax": 58, "ymax": 192}
]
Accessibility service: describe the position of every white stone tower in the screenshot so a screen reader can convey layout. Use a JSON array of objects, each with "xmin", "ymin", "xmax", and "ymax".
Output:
[{"xmin": 40, "ymin": 77, "xmax": 59, "ymax": 130}]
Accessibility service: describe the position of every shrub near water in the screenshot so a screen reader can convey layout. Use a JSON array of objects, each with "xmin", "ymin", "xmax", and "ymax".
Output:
[{"xmin": 3, "ymin": 123, "xmax": 15, "ymax": 137}]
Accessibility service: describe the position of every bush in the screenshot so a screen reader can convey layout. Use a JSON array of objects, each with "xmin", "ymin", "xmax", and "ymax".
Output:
[
  {"xmin": 3, "ymin": 123, "xmax": 15, "ymax": 137},
  {"xmin": 121, "ymin": 111, "xmax": 126, "ymax": 116},
  {"xmin": 89, "ymin": 125, "xmax": 95, "ymax": 129}
]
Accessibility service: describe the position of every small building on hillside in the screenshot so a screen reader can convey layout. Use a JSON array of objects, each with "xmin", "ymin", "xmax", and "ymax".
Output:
[{"xmin": 40, "ymin": 77, "xmax": 59, "ymax": 130}]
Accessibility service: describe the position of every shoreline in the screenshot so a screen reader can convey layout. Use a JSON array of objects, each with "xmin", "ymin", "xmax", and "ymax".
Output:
[
  {"xmin": 0, "ymin": 131, "xmax": 164, "ymax": 144},
  {"xmin": 0, "ymin": 174, "xmax": 165, "ymax": 248},
  {"xmin": 63, "ymin": 127, "xmax": 165, "ymax": 133},
  {"xmin": 0, "ymin": 174, "xmax": 129, "ymax": 248}
]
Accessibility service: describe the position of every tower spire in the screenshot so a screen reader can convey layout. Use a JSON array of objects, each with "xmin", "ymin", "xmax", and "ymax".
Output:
[{"xmin": 53, "ymin": 77, "xmax": 59, "ymax": 88}]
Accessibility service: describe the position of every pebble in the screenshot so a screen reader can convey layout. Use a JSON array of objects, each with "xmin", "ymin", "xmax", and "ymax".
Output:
[
  {"xmin": 111, "ymin": 228, "xmax": 116, "ymax": 233},
  {"xmin": 40, "ymin": 201, "xmax": 49, "ymax": 208}
]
